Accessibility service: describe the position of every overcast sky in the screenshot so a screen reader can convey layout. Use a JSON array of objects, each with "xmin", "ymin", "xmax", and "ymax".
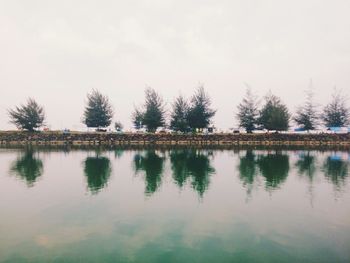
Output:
[{"xmin": 0, "ymin": 0, "xmax": 349, "ymax": 130}]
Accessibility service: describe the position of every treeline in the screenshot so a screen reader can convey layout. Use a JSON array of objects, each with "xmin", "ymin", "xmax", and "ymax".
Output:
[{"xmin": 7, "ymin": 85, "xmax": 350, "ymax": 132}]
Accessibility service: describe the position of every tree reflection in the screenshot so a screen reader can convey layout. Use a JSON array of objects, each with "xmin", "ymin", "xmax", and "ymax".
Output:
[
  {"xmin": 238, "ymin": 150, "xmax": 257, "ymax": 197},
  {"xmin": 323, "ymin": 155, "xmax": 348, "ymax": 190},
  {"xmin": 10, "ymin": 149, "xmax": 43, "ymax": 187},
  {"xmin": 83, "ymin": 155, "xmax": 112, "ymax": 194},
  {"xmin": 257, "ymin": 152, "xmax": 289, "ymax": 190},
  {"xmin": 170, "ymin": 150, "xmax": 190, "ymax": 188},
  {"xmin": 296, "ymin": 152, "xmax": 316, "ymax": 181},
  {"xmin": 114, "ymin": 149, "xmax": 124, "ymax": 159},
  {"xmin": 134, "ymin": 151, "xmax": 165, "ymax": 196},
  {"xmin": 170, "ymin": 149, "xmax": 215, "ymax": 197}
]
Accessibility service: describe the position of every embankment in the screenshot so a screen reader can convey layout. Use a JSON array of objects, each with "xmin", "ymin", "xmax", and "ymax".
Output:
[{"xmin": 0, "ymin": 131, "xmax": 349, "ymax": 147}]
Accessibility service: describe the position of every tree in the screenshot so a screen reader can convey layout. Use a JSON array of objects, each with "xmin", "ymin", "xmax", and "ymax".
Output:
[
  {"xmin": 187, "ymin": 86, "xmax": 216, "ymax": 131},
  {"xmin": 83, "ymin": 89, "xmax": 113, "ymax": 128},
  {"xmin": 293, "ymin": 83, "xmax": 319, "ymax": 130},
  {"xmin": 142, "ymin": 88, "xmax": 166, "ymax": 132},
  {"xmin": 259, "ymin": 93, "xmax": 290, "ymax": 131},
  {"xmin": 322, "ymin": 88, "xmax": 350, "ymax": 127},
  {"xmin": 132, "ymin": 107, "xmax": 144, "ymax": 130},
  {"xmin": 8, "ymin": 98, "xmax": 45, "ymax": 131},
  {"xmin": 170, "ymin": 95, "xmax": 189, "ymax": 132},
  {"xmin": 236, "ymin": 87, "xmax": 259, "ymax": 133}
]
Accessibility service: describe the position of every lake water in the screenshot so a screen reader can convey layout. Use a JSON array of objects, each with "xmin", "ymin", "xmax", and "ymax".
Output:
[{"xmin": 0, "ymin": 147, "xmax": 349, "ymax": 263}]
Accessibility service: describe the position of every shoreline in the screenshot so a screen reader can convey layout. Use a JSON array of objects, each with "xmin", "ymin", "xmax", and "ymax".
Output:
[{"xmin": 1, "ymin": 131, "xmax": 350, "ymax": 147}]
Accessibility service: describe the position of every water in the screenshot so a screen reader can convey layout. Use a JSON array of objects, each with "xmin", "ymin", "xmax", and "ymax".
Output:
[{"xmin": 0, "ymin": 147, "xmax": 349, "ymax": 263}]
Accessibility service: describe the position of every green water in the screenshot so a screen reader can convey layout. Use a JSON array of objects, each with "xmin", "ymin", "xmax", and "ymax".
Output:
[{"xmin": 0, "ymin": 147, "xmax": 349, "ymax": 263}]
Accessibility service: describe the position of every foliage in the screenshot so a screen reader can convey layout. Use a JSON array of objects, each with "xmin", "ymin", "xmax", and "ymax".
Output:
[
  {"xmin": 170, "ymin": 95, "xmax": 189, "ymax": 132},
  {"xmin": 322, "ymin": 89, "xmax": 350, "ymax": 127},
  {"xmin": 143, "ymin": 88, "xmax": 166, "ymax": 132},
  {"xmin": 83, "ymin": 89, "xmax": 113, "ymax": 128},
  {"xmin": 236, "ymin": 87, "xmax": 259, "ymax": 132},
  {"xmin": 134, "ymin": 88, "xmax": 166, "ymax": 132},
  {"xmin": 8, "ymin": 98, "xmax": 45, "ymax": 131},
  {"xmin": 258, "ymin": 93, "xmax": 290, "ymax": 131},
  {"xmin": 132, "ymin": 107, "xmax": 144, "ymax": 130},
  {"xmin": 187, "ymin": 86, "xmax": 216, "ymax": 130},
  {"xmin": 293, "ymin": 86, "xmax": 319, "ymax": 130}
]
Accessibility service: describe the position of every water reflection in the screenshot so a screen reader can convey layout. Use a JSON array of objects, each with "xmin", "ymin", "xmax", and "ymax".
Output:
[
  {"xmin": 296, "ymin": 152, "xmax": 316, "ymax": 181},
  {"xmin": 10, "ymin": 149, "xmax": 43, "ymax": 187},
  {"xmin": 170, "ymin": 149, "xmax": 215, "ymax": 197},
  {"xmin": 170, "ymin": 150, "xmax": 190, "ymax": 188},
  {"xmin": 238, "ymin": 150, "xmax": 257, "ymax": 197},
  {"xmin": 256, "ymin": 152, "xmax": 290, "ymax": 190},
  {"xmin": 83, "ymin": 155, "xmax": 112, "ymax": 194},
  {"xmin": 134, "ymin": 151, "xmax": 165, "ymax": 195},
  {"xmin": 323, "ymin": 154, "xmax": 349, "ymax": 190},
  {"xmin": 1, "ymin": 147, "xmax": 350, "ymax": 263}
]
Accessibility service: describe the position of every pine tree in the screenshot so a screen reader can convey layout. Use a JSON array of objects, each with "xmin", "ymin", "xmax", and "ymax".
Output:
[
  {"xmin": 142, "ymin": 88, "xmax": 166, "ymax": 132},
  {"xmin": 132, "ymin": 107, "xmax": 144, "ymax": 130},
  {"xmin": 83, "ymin": 89, "xmax": 113, "ymax": 128},
  {"xmin": 170, "ymin": 95, "xmax": 189, "ymax": 132},
  {"xmin": 322, "ymin": 88, "xmax": 349, "ymax": 127},
  {"xmin": 236, "ymin": 87, "xmax": 259, "ymax": 133},
  {"xmin": 259, "ymin": 93, "xmax": 290, "ymax": 131},
  {"xmin": 8, "ymin": 98, "xmax": 45, "ymax": 131},
  {"xmin": 294, "ymin": 84, "xmax": 319, "ymax": 130},
  {"xmin": 187, "ymin": 86, "xmax": 216, "ymax": 131}
]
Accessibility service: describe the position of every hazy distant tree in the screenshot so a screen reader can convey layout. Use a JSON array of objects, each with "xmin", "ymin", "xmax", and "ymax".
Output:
[
  {"xmin": 187, "ymin": 86, "xmax": 216, "ymax": 131},
  {"xmin": 294, "ymin": 83, "xmax": 319, "ymax": 130},
  {"xmin": 236, "ymin": 87, "xmax": 259, "ymax": 133},
  {"xmin": 132, "ymin": 107, "xmax": 144, "ymax": 130},
  {"xmin": 322, "ymin": 89, "xmax": 350, "ymax": 127},
  {"xmin": 259, "ymin": 93, "xmax": 290, "ymax": 131},
  {"xmin": 8, "ymin": 98, "xmax": 45, "ymax": 131},
  {"xmin": 114, "ymin": 121, "xmax": 123, "ymax": 132},
  {"xmin": 83, "ymin": 89, "xmax": 113, "ymax": 128},
  {"xmin": 170, "ymin": 95, "xmax": 189, "ymax": 132},
  {"xmin": 142, "ymin": 88, "xmax": 166, "ymax": 132}
]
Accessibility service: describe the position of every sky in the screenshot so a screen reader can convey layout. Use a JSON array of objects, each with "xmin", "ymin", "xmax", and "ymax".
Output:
[{"xmin": 0, "ymin": 0, "xmax": 349, "ymax": 131}]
